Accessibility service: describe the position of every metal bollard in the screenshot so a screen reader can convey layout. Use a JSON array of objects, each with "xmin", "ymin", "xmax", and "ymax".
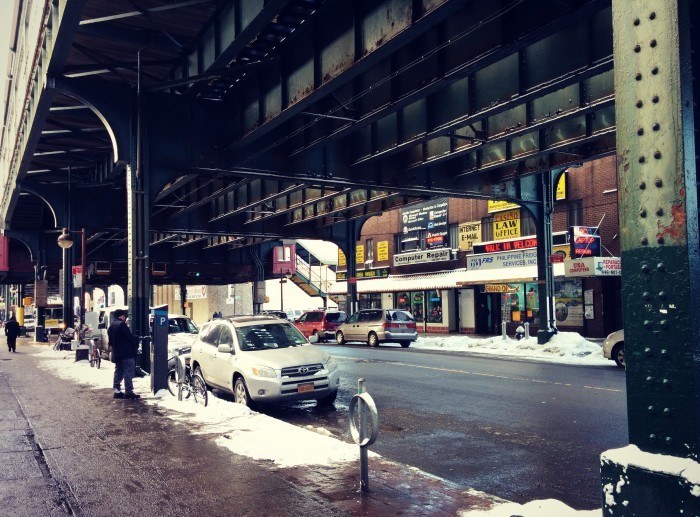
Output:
[
  {"xmin": 349, "ymin": 378, "xmax": 379, "ymax": 492},
  {"xmin": 501, "ymin": 321, "xmax": 507, "ymax": 340},
  {"xmin": 524, "ymin": 322, "xmax": 530, "ymax": 339}
]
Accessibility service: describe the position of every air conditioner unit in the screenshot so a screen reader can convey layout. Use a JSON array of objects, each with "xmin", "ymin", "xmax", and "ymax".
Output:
[{"xmin": 95, "ymin": 262, "xmax": 111, "ymax": 275}]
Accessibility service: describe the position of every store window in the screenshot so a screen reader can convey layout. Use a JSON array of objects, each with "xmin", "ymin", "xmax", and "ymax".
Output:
[
  {"xmin": 524, "ymin": 283, "xmax": 539, "ymax": 322},
  {"xmin": 411, "ymin": 292, "xmax": 424, "ymax": 323},
  {"xmin": 481, "ymin": 215, "xmax": 494, "ymax": 241},
  {"xmin": 366, "ymin": 239, "xmax": 374, "ymax": 262},
  {"xmin": 520, "ymin": 214, "xmax": 537, "ymax": 237},
  {"xmin": 426, "ymin": 290, "xmax": 443, "ymax": 323},
  {"xmin": 359, "ymin": 293, "xmax": 381, "ymax": 310},
  {"xmin": 396, "ymin": 292, "xmax": 410, "ymax": 311}
]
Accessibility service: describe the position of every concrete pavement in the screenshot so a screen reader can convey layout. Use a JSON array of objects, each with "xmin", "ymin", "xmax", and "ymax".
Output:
[{"xmin": 1, "ymin": 336, "xmax": 504, "ymax": 516}]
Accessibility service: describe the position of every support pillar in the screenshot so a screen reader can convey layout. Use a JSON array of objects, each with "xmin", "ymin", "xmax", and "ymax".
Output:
[
  {"xmin": 602, "ymin": 1, "xmax": 700, "ymax": 514},
  {"xmin": 62, "ymin": 247, "xmax": 74, "ymax": 329},
  {"xmin": 179, "ymin": 284, "xmax": 187, "ymax": 315},
  {"xmin": 345, "ymin": 220, "xmax": 358, "ymax": 315}
]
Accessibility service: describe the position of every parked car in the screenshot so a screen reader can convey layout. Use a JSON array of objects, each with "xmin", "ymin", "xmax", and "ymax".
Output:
[
  {"xmin": 191, "ymin": 315, "xmax": 339, "ymax": 407},
  {"xmin": 285, "ymin": 309, "xmax": 307, "ymax": 321},
  {"xmin": 293, "ymin": 310, "xmax": 347, "ymax": 342},
  {"xmin": 603, "ymin": 329, "xmax": 625, "ymax": 368},
  {"xmin": 261, "ymin": 310, "xmax": 289, "ymax": 320},
  {"xmin": 336, "ymin": 309, "xmax": 417, "ymax": 348}
]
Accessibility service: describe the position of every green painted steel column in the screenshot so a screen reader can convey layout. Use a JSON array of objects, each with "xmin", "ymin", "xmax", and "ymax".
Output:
[{"xmin": 602, "ymin": 0, "xmax": 699, "ymax": 514}]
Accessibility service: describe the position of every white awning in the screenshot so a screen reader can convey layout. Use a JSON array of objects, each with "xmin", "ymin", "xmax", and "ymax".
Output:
[{"xmin": 328, "ymin": 263, "xmax": 565, "ymax": 295}]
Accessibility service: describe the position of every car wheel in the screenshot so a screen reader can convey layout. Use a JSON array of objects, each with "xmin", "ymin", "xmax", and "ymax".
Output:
[
  {"xmin": 167, "ymin": 369, "xmax": 178, "ymax": 397},
  {"xmin": 317, "ymin": 390, "xmax": 338, "ymax": 407},
  {"xmin": 368, "ymin": 332, "xmax": 379, "ymax": 347},
  {"xmin": 612, "ymin": 343, "xmax": 625, "ymax": 368},
  {"xmin": 336, "ymin": 331, "xmax": 345, "ymax": 346},
  {"xmin": 312, "ymin": 329, "xmax": 321, "ymax": 343},
  {"xmin": 234, "ymin": 376, "xmax": 254, "ymax": 408},
  {"xmin": 399, "ymin": 341, "xmax": 411, "ymax": 348}
]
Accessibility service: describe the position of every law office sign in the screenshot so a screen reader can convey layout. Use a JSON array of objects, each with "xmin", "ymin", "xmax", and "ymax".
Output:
[{"xmin": 493, "ymin": 209, "xmax": 521, "ymax": 240}]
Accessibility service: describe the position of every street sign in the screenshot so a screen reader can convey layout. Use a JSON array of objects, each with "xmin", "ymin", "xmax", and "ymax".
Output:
[
  {"xmin": 348, "ymin": 277, "xmax": 357, "ymax": 284},
  {"xmin": 550, "ymin": 253, "xmax": 564, "ymax": 263},
  {"xmin": 72, "ymin": 265, "xmax": 83, "ymax": 288}
]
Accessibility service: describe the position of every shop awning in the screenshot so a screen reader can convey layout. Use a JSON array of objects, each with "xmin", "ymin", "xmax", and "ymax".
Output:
[{"xmin": 328, "ymin": 263, "xmax": 566, "ymax": 295}]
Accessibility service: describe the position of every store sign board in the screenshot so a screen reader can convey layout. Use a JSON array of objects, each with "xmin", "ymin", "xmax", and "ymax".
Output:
[
  {"xmin": 555, "ymin": 172, "xmax": 567, "ymax": 201},
  {"xmin": 338, "ymin": 249, "xmax": 346, "ymax": 267},
  {"xmin": 565, "ymin": 257, "xmax": 621, "ymax": 277},
  {"xmin": 483, "ymin": 284, "xmax": 519, "ymax": 293},
  {"xmin": 401, "ymin": 198, "xmax": 449, "ymax": 249},
  {"xmin": 175, "ymin": 285, "xmax": 208, "ymax": 300},
  {"xmin": 493, "ymin": 209, "xmax": 520, "ymax": 240},
  {"xmin": 473, "ymin": 234, "xmax": 570, "ymax": 255},
  {"xmin": 467, "ymin": 249, "xmax": 538, "ymax": 271},
  {"xmin": 337, "ymin": 268, "xmax": 390, "ymax": 281},
  {"xmin": 394, "ymin": 248, "xmax": 452, "ymax": 266},
  {"xmin": 356, "ymin": 244, "xmax": 365, "ymax": 264},
  {"xmin": 35, "ymin": 280, "xmax": 48, "ymax": 307},
  {"xmin": 377, "ymin": 241, "xmax": 389, "ymax": 261},
  {"xmin": 488, "ymin": 200, "xmax": 519, "ymax": 213},
  {"xmin": 458, "ymin": 222, "xmax": 481, "ymax": 251},
  {"xmin": 569, "ymin": 226, "xmax": 601, "ymax": 258}
]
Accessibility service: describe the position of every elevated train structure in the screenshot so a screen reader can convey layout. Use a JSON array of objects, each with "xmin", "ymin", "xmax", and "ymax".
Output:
[{"xmin": 0, "ymin": 1, "xmax": 698, "ymax": 513}]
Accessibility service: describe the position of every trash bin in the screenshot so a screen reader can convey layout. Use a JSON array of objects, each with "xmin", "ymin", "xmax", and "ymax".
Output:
[{"xmin": 35, "ymin": 325, "xmax": 47, "ymax": 342}]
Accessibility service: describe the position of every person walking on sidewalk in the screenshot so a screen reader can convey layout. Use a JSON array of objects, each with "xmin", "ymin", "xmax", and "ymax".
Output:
[
  {"xmin": 4, "ymin": 315, "xmax": 20, "ymax": 352},
  {"xmin": 108, "ymin": 309, "xmax": 140, "ymax": 399}
]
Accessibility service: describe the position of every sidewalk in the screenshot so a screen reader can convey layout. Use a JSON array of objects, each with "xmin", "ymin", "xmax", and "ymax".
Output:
[{"xmin": 0, "ymin": 336, "xmax": 506, "ymax": 516}]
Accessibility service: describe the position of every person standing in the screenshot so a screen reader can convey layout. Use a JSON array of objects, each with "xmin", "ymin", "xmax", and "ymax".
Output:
[
  {"xmin": 108, "ymin": 309, "xmax": 140, "ymax": 399},
  {"xmin": 4, "ymin": 314, "xmax": 20, "ymax": 352}
]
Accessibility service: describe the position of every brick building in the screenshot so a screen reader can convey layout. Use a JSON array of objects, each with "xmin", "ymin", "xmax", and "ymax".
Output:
[{"xmin": 331, "ymin": 156, "xmax": 622, "ymax": 339}]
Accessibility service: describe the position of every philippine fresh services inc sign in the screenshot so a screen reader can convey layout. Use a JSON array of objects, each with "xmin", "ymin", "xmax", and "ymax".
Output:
[{"xmin": 394, "ymin": 248, "xmax": 452, "ymax": 266}]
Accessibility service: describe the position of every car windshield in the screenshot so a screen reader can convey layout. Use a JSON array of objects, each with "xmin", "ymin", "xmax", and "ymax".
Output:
[
  {"xmin": 235, "ymin": 323, "xmax": 307, "ymax": 351},
  {"xmin": 169, "ymin": 318, "xmax": 199, "ymax": 334}
]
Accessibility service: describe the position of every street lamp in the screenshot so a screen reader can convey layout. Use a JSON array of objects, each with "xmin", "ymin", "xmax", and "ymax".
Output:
[
  {"xmin": 280, "ymin": 269, "xmax": 292, "ymax": 311},
  {"xmin": 57, "ymin": 227, "xmax": 86, "ymax": 326}
]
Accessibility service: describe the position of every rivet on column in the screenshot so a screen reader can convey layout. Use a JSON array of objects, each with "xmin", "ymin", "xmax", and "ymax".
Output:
[
  {"xmin": 655, "ymin": 178, "xmax": 663, "ymax": 187},
  {"xmin": 665, "ymin": 436, "xmax": 673, "ymax": 445},
  {"xmin": 652, "ymin": 66, "xmax": 659, "ymax": 75},
  {"xmin": 640, "ymin": 181, "xmax": 646, "ymax": 189},
  {"xmin": 649, "ymin": 12, "xmax": 656, "ymax": 20},
  {"xmin": 650, "ymin": 39, "xmax": 657, "ymax": 48},
  {"xmin": 637, "ymin": 127, "xmax": 644, "ymax": 135},
  {"xmin": 636, "ymin": 100, "xmax": 644, "ymax": 108},
  {"xmin": 639, "ymin": 156, "xmax": 646, "ymax": 163},
  {"xmin": 654, "ymin": 151, "xmax": 662, "ymax": 159},
  {"xmin": 640, "ymin": 209, "xmax": 647, "ymax": 218},
  {"xmin": 634, "ymin": 44, "xmax": 641, "ymax": 53},
  {"xmin": 641, "ymin": 237, "xmax": 649, "ymax": 245},
  {"xmin": 657, "ymin": 237, "xmax": 665, "ymax": 245},
  {"xmin": 656, "ymin": 208, "xmax": 664, "ymax": 216},
  {"xmin": 652, "ymin": 122, "xmax": 660, "ymax": 131},
  {"xmin": 644, "ymin": 320, "xmax": 653, "ymax": 330}
]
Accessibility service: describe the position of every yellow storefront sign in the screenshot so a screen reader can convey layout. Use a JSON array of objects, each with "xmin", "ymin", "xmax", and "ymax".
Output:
[
  {"xmin": 493, "ymin": 209, "xmax": 520, "ymax": 240},
  {"xmin": 377, "ymin": 241, "xmax": 389, "ymax": 261},
  {"xmin": 552, "ymin": 244, "xmax": 570, "ymax": 261},
  {"xmin": 555, "ymin": 173, "xmax": 567, "ymax": 201},
  {"xmin": 458, "ymin": 221, "xmax": 481, "ymax": 251},
  {"xmin": 356, "ymin": 244, "xmax": 365, "ymax": 264},
  {"xmin": 488, "ymin": 200, "xmax": 519, "ymax": 213},
  {"xmin": 338, "ymin": 249, "xmax": 346, "ymax": 267},
  {"xmin": 484, "ymin": 284, "xmax": 519, "ymax": 293}
]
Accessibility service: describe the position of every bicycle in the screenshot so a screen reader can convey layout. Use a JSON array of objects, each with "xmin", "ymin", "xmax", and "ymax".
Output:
[
  {"xmin": 88, "ymin": 338, "xmax": 101, "ymax": 368},
  {"xmin": 167, "ymin": 352, "xmax": 207, "ymax": 406}
]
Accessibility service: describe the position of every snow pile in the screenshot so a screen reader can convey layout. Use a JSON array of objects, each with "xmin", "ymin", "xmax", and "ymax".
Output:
[
  {"xmin": 411, "ymin": 331, "xmax": 610, "ymax": 366},
  {"xmin": 602, "ymin": 445, "xmax": 700, "ymax": 491},
  {"xmin": 33, "ymin": 346, "xmax": 359, "ymax": 468},
  {"xmin": 461, "ymin": 499, "xmax": 600, "ymax": 516}
]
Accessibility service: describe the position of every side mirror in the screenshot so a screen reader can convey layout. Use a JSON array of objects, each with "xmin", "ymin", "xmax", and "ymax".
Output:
[
  {"xmin": 308, "ymin": 334, "xmax": 319, "ymax": 344},
  {"xmin": 217, "ymin": 343, "xmax": 233, "ymax": 354}
]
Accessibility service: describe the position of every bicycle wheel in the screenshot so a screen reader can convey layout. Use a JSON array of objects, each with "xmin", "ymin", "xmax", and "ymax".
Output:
[
  {"xmin": 191, "ymin": 373, "xmax": 208, "ymax": 407},
  {"xmin": 167, "ymin": 369, "xmax": 178, "ymax": 397}
]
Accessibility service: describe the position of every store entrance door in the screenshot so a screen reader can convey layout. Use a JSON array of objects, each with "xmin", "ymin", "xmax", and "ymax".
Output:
[{"xmin": 487, "ymin": 293, "xmax": 501, "ymax": 335}]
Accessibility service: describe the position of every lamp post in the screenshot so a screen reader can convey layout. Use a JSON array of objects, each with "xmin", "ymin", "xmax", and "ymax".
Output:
[
  {"xmin": 280, "ymin": 270, "xmax": 292, "ymax": 311},
  {"xmin": 57, "ymin": 228, "xmax": 86, "ymax": 325}
]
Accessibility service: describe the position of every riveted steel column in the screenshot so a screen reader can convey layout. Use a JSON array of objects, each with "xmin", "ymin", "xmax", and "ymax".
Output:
[
  {"xmin": 128, "ymin": 50, "xmax": 151, "ymax": 371},
  {"xmin": 602, "ymin": 0, "xmax": 699, "ymax": 514},
  {"xmin": 346, "ymin": 220, "xmax": 358, "ymax": 315},
  {"xmin": 535, "ymin": 170, "xmax": 557, "ymax": 344}
]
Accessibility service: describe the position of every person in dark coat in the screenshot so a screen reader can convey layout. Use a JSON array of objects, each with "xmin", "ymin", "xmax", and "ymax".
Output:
[
  {"xmin": 108, "ymin": 309, "xmax": 140, "ymax": 399},
  {"xmin": 4, "ymin": 315, "xmax": 20, "ymax": 352}
]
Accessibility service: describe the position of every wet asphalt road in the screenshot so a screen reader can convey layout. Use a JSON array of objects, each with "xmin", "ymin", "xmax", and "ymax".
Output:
[{"xmin": 264, "ymin": 343, "xmax": 628, "ymax": 510}]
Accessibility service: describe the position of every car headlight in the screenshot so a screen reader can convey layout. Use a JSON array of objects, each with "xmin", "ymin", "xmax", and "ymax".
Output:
[
  {"xmin": 325, "ymin": 356, "xmax": 338, "ymax": 372},
  {"xmin": 251, "ymin": 365, "xmax": 277, "ymax": 378}
]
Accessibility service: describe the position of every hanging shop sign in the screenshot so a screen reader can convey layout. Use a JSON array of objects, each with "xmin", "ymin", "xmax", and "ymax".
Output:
[
  {"xmin": 488, "ymin": 200, "xmax": 519, "ymax": 213},
  {"xmin": 569, "ymin": 226, "xmax": 601, "ymax": 258},
  {"xmin": 493, "ymin": 209, "xmax": 521, "ymax": 240},
  {"xmin": 394, "ymin": 248, "xmax": 452, "ymax": 266},
  {"xmin": 565, "ymin": 257, "xmax": 621, "ymax": 277},
  {"xmin": 467, "ymin": 249, "xmax": 538, "ymax": 271},
  {"xmin": 458, "ymin": 222, "xmax": 482, "ymax": 251},
  {"xmin": 338, "ymin": 249, "xmax": 346, "ymax": 267},
  {"xmin": 401, "ymin": 198, "xmax": 449, "ymax": 249},
  {"xmin": 377, "ymin": 241, "xmax": 389, "ymax": 261}
]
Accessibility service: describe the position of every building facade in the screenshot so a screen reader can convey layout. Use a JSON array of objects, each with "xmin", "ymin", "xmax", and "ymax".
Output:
[{"xmin": 330, "ymin": 156, "xmax": 622, "ymax": 339}]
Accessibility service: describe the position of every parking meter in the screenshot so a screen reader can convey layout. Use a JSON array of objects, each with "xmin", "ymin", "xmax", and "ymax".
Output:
[{"xmin": 151, "ymin": 305, "xmax": 169, "ymax": 393}]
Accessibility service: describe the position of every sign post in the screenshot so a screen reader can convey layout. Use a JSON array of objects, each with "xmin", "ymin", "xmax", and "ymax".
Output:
[{"xmin": 151, "ymin": 305, "xmax": 169, "ymax": 393}]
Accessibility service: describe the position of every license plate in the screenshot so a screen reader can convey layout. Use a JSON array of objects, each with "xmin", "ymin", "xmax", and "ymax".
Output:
[
  {"xmin": 297, "ymin": 383, "xmax": 314, "ymax": 393},
  {"xmin": 398, "ymin": 324, "xmax": 406, "ymax": 329}
]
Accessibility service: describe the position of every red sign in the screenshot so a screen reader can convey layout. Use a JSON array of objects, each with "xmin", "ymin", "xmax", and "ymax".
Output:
[
  {"xmin": 474, "ymin": 237, "xmax": 538, "ymax": 254},
  {"xmin": 72, "ymin": 265, "xmax": 83, "ymax": 275},
  {"xmin": 347, "ymin": 277, "xmax": 357, "ymax": 284},
  {"xmin": 550, "ymin": 254, "xmax": 564, "ymax": 263}
]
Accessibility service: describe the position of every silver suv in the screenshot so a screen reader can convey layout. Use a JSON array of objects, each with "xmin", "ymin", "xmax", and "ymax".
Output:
[
  {"xmin": 336, "ymin": 309, "xmax": 418, "ymax": 348},
  {"xmin": 190, "ymin": 316, "xmax": 340, "ymax": 407}
]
